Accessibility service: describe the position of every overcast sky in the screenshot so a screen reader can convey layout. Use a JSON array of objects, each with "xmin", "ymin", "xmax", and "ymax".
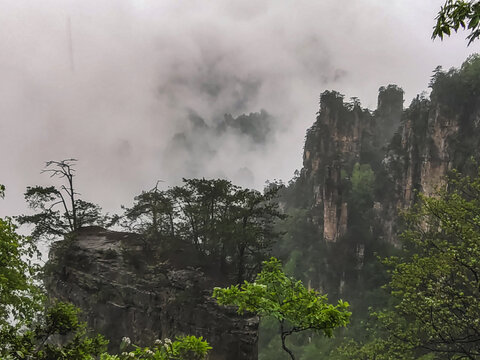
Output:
[{"xmin": 0, "ymin": 0, "xmax": 477, "ymax": 219}]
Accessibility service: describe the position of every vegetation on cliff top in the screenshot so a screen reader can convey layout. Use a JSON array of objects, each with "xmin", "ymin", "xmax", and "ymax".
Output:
[
  {"xmin": 1, "ymin": 183, "xmax": 212, "ymax": 360},
  {"xmin": 122, "ymin": 177, "xmax": 284, "ymax": 283},
  {"xmin": 17, "ymin": 160, "xmax": 117, "ymax": 242}
]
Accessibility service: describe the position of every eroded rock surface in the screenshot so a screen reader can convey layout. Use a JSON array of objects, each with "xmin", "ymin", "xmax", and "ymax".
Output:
[{"xmin": 45, "ymin": 226, "xmax": 258, "ymax": 360}]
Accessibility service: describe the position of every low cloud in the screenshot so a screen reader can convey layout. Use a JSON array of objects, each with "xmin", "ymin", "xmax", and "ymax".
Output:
[{"xmin": 0, "ymin": 0, "xmax": 474, "ymax": 218}]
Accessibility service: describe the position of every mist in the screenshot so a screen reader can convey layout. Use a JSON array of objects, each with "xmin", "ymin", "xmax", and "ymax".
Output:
[{"xmin": 0, "ymin": 0, "xmax": 475, "ymax": 218}]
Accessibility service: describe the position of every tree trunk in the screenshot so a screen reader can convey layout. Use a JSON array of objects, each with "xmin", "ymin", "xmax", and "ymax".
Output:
[
  {"xmin": 67, "ymin": 170, "xmax": 77, "ymax": 231},
  {"xmin": 169, "ymin": 212, "xmax": 175, "ymax": 237},
  {"xmin": 236, "ymin": 244, "xmax": 245, "ymax": 284},
  {"xmin": 280, "ymin": 321, "xmax": 295, "ymax": 360}
]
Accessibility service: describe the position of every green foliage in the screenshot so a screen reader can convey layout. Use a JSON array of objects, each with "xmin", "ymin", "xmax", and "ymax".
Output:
[
  {"xmin": 433, "ymin": 0, "xmax": 480, "ymax": 45},
  {"xmin": 337, "ymin": 338, "xmax": 420, "ymax": 360},
  {"xmin": 123, "ymin": 178, "xmax": 284, "ymax": 283},
  {"xmin": 1, "ymin": 186, "xmax": 108, "ymax": 360},
  {"xmin": 0, "ymin": 187, "xmax": 42, "ymax": 328},
  {"xmin": 429, "ymin": 54, "xmax": 480, "ymax": 112},
  {"xmin": 0, "ymin": 301, "xmax": 108, "ymax": 360},
  {"xmin": 122, "ymin": 181, "xmax": 175, "ymax": 240},
  {"xmin": 2, "ymin": 184, "xmax": 208, "ymax": 360},
  {"xmin": 426, "ymin": 56, "xmax": 480, "ymax": 170},
  {"xmin": 273, "ymin": 207, "xmax": 324, "ymax": 285},
  {"xmin": 44, "ymin": 301, "xmax": 80, "ymax": 335},
  {"xmin": 100, "ymin": 335, "xmax": 211, "ymax": 360},
  {"xmin": 17, "ymin": 160, "xmax": 117, "ymax": 242},
  {"xmin": 350, "ymin": 163, "xmax": 375, "ymax": 210},
  {"xmin": 173, "ymin": 336, "xmax": 211, "ymax": 359},
  {"xmin": 343, "ymin": 167, "xmax": 480, "ymax": 359},
  {"xmin": 213, "ymin": 257, "xmax": 351, "ymax": 360},
  {"xmin": 268, "ymin": 159, "xmax": 396, "ymax": 358}
]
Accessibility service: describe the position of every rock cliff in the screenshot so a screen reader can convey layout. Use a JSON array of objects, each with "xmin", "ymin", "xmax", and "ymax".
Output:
[
  {"xmin": 289, "ymin": 56, "xmax": 480, "ymax": 297},
  {"xmin": 301, "ymin": 79, "xmax": 480, "ymax": 247},
  {"xmin": 45, "ymin": 226, "xmax": 258, "ymax": 360},
  {"xmin": 302, "ymin": 86, "xmax": 403, "ymax": 243}
]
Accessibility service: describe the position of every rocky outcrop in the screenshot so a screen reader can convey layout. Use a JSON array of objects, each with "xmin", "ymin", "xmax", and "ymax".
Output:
[
  {"xmin": 301, "ymin": 86, "xmax": 403, "ymax": 243},
  {"xmin": 300, "ymin": 80, "xmax": 480, "ymax": 247},
  {"xmin": 45, "ymin": 227, "xmax": 258, "ymax": 360},
  {"xmin": 393, "ymin": 100, "xmax": 479, "ymax": 207},
  {"xmin": 290, "ymin": 59, "xmax": 480, "ymax": 297}
]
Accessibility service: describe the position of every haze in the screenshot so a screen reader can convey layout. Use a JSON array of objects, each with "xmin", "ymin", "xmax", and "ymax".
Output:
[{"xmin": 0, "ymin": 0, "xmax": 476, "ymax": 218}]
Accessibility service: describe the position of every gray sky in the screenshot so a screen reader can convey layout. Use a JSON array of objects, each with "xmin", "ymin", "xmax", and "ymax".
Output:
[{"xmin": 0, "ymin": 0, "xmax": 477, "ymax": 219}]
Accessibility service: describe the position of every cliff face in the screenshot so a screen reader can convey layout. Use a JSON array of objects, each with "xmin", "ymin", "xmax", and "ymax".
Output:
[
  {"xmin": 390, "ymin": 98, "xmax": 480, "ymax": 208},
  {"xmin": 45, "ymin": 227, "xmax": 258, "ymax": 360},
  {"xmin": 290, "ymin": 57, "xmax": 480, "ymax": 297},
  {"xmin": 301, "ymin": 83, "xmax": 480, "ymax": 247},
  {"xmin": 302, "ymin": 86, "xmax": 403, "ymax": 244}
]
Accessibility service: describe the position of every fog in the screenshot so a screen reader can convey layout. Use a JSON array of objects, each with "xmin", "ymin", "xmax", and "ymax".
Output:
[{"xmin": 0, "ymin": 0, "xmax": 476, "ymax": 218}]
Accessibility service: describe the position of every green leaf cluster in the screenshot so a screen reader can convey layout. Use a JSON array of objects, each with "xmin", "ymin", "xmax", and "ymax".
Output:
[
  {"xmin": 433, "ymin": 0, "xmax": 480, "ymax": 45},
  {"xmin": 123, "ymin": 178, "xmax": 284, "ymax": 283},
  {"xmin": 213, "ymin": 257, "xmax": 351, "ymax": 359},
  {"xmin": 2, "ymin": 184, "xmax": 209, "ymax": 360},
  {"xmin": 0, "ymin": 216, "xmax": 42, "ymax": 328},
  {"xmin": 17, "ymin": 160, "xmax": 117, "ymax": 242},
  {"xmin": 100, "ymin": 335, "xmax": 211, "ymax": 360},
  {"xmin": 0, "ymin": 301, "xmax": 108, "ymax": 360},
  {"xmin": 350, "ymin": 163, "xmax": 375, "ymax": 210},
  {"xmin": 341, "ymin": 167, "xmax": 480, "ymax": 359},
  {"xmin": 0, "ymin": 184, "xmax": 42, "ymax": 329}
]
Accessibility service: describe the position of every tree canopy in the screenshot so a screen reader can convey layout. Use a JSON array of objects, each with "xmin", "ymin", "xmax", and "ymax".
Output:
[
  {"xmin": 433, "ymin": 0, "xmax": 480, "ymax": 45},
  {"xmin": 0, "ymin": 186, "xmax": 106, "ymax": 359},
  {"xmin": 122, "ymin": 178, "xmax": 284, "ymax": 283},
  {"xmin": 17, "ymin": 160, "xmax": 116, "ymax": 242},
  {"xmin": 1, "ymin": 182, "xmax": 211, "ymax": 360},
  {"xmin": 213, "ymin": 257, "xmax": 351, "ymax": 360},
  {"xmin": 342, "ymin": 167, "xmax": 480, "ymax": 359},
  {"xmin": 1, "ymin": 302, "xmax": 108, "ymax": 360},
  {"xmin": 0, "ymin": 186, "xmax": 42, "ymax": 329}
]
